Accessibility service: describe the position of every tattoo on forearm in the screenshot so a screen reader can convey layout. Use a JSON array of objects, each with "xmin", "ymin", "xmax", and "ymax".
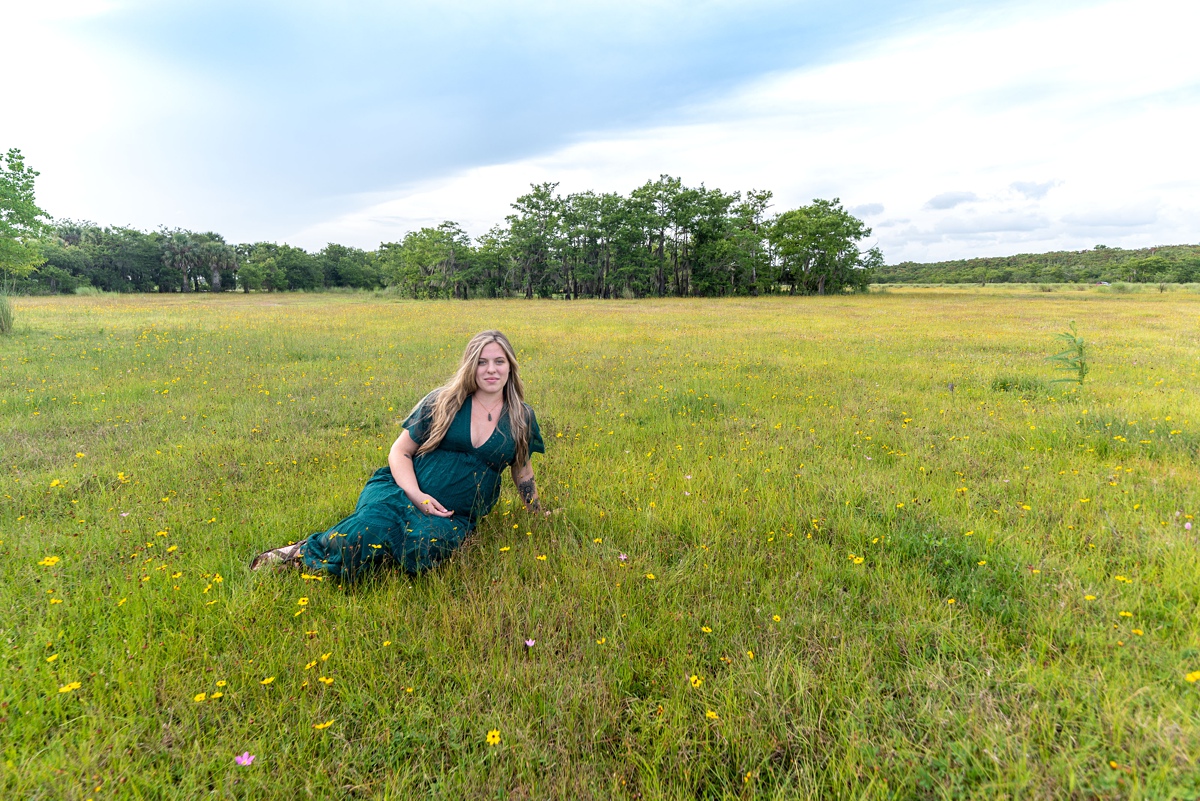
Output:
[{"xmin": 517, "ymin": 477, "xmax": 541, "ymax": 511}]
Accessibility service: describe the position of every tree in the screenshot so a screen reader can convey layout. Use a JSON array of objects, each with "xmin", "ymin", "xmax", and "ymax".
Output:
[
  {"xmin": 380, "ymin": 223, "xmax": 474, "ymax": 298},
  {"xmin": 239, "ymin": 243, "xmax": 289, "ymax": 291},
  {"xmin": 195, "ymin": 234, "xmax": 238, "ymax": 291},
  {"xmin": 274, "ymin": 244, "xmax": 321, "ymax": 290},
  {"xmin": 318, "ymin": 243, "xmax": 382, "ymax": 289},
  {"xmin": 768, "ymin": 198, "xmax": 874, "ymax": 295},
  {"xmin": 0, "ymin": 148, "xmax": 49, "ymax": 292},
  {"xmin": 160, "ymin": 230, "xmax": 200, "ymax": 292},
  {"xmin": 1121, "ymin": 255, "xmax": 1169, "ymax": 283},
  {"xmin": 473, "ymin": 226, "xmax": 513, "ymax": 297},
  {"xmin": 732, "ymin": 190, "xmax": 773, "ymax": 294},
  {"xmin": 507, "ymin": 183, "xmax": 562, "ymax": 298}
]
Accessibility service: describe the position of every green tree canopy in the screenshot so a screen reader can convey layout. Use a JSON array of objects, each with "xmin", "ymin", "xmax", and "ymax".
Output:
[
  {"xmin": 12, "ymin": 172, "xmax": 898, "ymax": 298},
  {"xmin": 768, "ymin": 198, "xmax": 875, "ymax": 294},
  {"xmin": 0, "ymin": 148, "xmax": 49, "ymax": 288}
]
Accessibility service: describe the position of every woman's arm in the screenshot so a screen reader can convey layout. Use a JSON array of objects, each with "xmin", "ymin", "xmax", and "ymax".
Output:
[
  {"xmin": 389, "ymin": 430, "xmax": 453, "ymax": 517},
  {"xmin": 510, "ymin": 461, "xmax": 547, "ymax": 515}
]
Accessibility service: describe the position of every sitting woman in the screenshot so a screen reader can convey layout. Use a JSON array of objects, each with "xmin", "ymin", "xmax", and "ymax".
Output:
[{"xmin": 251, "ymin": 330, "xmax": 546, "ymax": 580}]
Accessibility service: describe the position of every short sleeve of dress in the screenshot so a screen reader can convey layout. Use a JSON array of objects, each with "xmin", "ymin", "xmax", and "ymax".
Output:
[
  {"xmin": 526, "ymin": 404, "xmax": 545, "ymax": 456},
  {"xmin": 402, "ymin": 391, "xmax": 438, "ymax": 445}
]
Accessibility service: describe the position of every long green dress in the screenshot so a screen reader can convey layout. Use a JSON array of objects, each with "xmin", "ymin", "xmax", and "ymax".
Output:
[{"xmin": 300, "ymin": 394, "xmax": 544, "ymax": 579}]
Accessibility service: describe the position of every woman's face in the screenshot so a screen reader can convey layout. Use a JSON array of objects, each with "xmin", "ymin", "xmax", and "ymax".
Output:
[{"xmin": 475, "ymin": 342, "xmax": 510, "ymax": 395}]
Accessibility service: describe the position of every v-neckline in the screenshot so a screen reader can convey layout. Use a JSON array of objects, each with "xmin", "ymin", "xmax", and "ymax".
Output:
[{"xmin": 467, "ymin": 395, "xmax": 503, "ymax": 450}]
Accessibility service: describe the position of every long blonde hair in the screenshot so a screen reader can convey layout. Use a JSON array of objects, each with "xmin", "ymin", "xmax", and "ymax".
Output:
[{"xmin": 415, "ymin": 330, "xmax": 533, "ymax": 467}]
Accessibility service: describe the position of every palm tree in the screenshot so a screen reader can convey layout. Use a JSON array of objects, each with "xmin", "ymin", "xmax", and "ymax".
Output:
[
  {"xmin": 196, "ymin": 235, "xmax": 238, "ymax": 291},
  {"xmin": 161, "ymin": 231, "xmax": 199, "ymax": 292}
]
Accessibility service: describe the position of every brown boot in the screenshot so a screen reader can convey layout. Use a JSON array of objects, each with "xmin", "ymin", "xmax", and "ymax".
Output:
[{"xmin": 249, "ymin": 541, "xmax": 305, "ymax": 572}]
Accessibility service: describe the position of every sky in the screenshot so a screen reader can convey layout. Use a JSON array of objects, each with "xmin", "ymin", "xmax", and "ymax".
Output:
[{"xmin": 3, "ymin": 0, "xmax": 1198, "ymax": 263}]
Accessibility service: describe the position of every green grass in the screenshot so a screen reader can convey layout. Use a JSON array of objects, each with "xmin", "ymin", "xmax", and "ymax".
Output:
[{"xmin": 2, "ymin": 288, "xmax": 1199, "ymax": 799}]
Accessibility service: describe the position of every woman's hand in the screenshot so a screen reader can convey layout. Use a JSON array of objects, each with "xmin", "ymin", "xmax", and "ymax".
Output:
[
  {"xmin": 411, "ymin": 492, "xmax": 453, "ymax": 517},
  {"xmin": 390, "ymin": 431, "xmax": 452, "ymax": 515}
]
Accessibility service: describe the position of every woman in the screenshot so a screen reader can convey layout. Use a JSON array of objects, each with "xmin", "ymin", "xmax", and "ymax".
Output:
[{"xmin": 250, "ymin": 330, "xmax": 546, "ymax": 580}]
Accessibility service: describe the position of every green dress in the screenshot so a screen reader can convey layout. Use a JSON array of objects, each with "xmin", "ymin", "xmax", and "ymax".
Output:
[{"xmin": 301, "ymin": 394, "xmax": 545, "ymax": 579}]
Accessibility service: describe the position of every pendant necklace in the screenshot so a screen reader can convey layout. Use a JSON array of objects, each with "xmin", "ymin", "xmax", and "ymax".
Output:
[{"xmin": 477, "ymin": 395, "xmax": 503, "ymax": 421}]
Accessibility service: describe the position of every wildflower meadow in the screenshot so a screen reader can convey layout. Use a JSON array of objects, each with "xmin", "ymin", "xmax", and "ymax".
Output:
[{"xmin": 3, "ymin": 287, "xmax": 1199, "ymax": 798}]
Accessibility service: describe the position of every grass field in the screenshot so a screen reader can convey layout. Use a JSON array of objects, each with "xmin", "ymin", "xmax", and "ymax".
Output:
[{"xmin": 3, "ymin": 289, "xmax": 1199, "ymax": 799}]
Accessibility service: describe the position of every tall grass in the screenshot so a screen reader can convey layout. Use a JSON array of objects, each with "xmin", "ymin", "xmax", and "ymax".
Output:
[
  {"xmin": 0, "ymin": 292, "xmax": 12, "ymax": 334},
  {"xmin": 2, "ymin": 289, "xmax": 1198, "ymax": 798}
]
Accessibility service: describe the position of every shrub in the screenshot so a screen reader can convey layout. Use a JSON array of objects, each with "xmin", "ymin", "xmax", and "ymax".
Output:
[
  {"xmin": 0, "ymin": 294, "xmax": 12, "ymax": 334},
  {"xmin": 990, "ymin": 374, "xmax": 1048, "ymax": 397}
]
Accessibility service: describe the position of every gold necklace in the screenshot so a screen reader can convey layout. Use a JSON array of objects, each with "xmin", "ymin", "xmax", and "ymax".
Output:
[{"xmin": 476, "ymin": 394, "xmax": 503, "ymax": 421}]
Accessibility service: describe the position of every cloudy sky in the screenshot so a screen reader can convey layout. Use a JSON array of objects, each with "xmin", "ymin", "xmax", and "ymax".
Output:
[{"xmin": 4, "ymin": 0, "xmax": 1197, "ymax": 262}]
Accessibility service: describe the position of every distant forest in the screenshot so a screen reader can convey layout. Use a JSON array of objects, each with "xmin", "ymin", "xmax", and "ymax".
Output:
[
  {"xmin": 13, "ymin": 177, "xmax": 883, "ymax": 298},
  {"xmin": 876, "ymin": 244, "xmax": 1200, "ymax": 285},
  {"xmin": 11, "ymin": 160, "xmax": 1198, "ymax": 296}
]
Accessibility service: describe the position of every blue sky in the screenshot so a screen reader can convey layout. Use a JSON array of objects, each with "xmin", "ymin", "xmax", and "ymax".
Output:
[{"xmin": 4, "ymin": 0, "xmax": 1198, "ymax": 261}]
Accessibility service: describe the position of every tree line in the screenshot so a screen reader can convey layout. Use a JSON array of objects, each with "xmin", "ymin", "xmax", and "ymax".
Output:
[
  {"xmin": 7, "ymin": 172, "xmax": 882, "ymax": 298},
  {"xmin": 875, "ymin": 244, "xmax": 1200, "ymax": 285}
]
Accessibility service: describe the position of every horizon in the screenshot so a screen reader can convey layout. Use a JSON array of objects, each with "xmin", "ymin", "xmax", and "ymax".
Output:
[{"xmin": 4, "ymin": 0, "xmax": 1198, "ymax": 263}]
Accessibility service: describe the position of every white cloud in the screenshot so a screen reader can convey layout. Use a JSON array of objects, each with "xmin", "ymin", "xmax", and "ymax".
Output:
[
  {"xmin": 297, "ymin": 0, "xmax": 1200, "ymax": 261},
  {"xmin": 1062, "ymin": 204, "xmax": 1159, "ymax": 228},
  {"xmin": 925, "ymin": 192, "xmax": 979, "ymax": 210},
  {"xmin": 1010, "ymin": 181, "xmax": 1058, "ymax": 200}
]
